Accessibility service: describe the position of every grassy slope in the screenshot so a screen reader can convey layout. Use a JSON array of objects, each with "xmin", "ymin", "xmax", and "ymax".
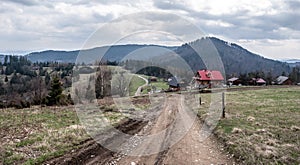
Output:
[
  {"xmin": 1, "ymin": 87, "xmax": 299, "ymax": 164},
  {"xmin": 128, "ymin": 75, "xmax": 146, "ymax": 96},
  {"xmin": 213, "ymin": 87, "xmax": 300, "ymax": 164},
  {"xmin": 0, "ymin": 106, "xmax": 89, "ymax": 165}
]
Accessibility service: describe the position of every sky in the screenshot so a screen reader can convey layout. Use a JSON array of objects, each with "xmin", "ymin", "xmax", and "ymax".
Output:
[{"xmin": 0, "ymin": 0, "xmax": 300, "ymax": 60}]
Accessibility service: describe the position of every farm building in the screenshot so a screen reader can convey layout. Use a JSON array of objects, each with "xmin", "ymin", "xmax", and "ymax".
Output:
[
  {"xmin": 167, "ymin": 76, "xmax": 180, "ymax": 91},
  {"xmin": 276, "ymin": 76, "xmax": 293, "ymax": 85},
  {"xmin": 249, "ymin": 78, "xmax": 266, "ymax": 86},
  {"xmin": 192, "ymin": 70, "xmax": 224, "ymax": 89},
  {"xmin": 150, "ymin": 77, "xmax": 157, "ymax": 82},
  {"xmin": 256, "ymin": 78, "xmax": 266, "ymax": 86},
  {"xmin": 228, "ymin": 77, "xmax": 241, "ymax": 86}
]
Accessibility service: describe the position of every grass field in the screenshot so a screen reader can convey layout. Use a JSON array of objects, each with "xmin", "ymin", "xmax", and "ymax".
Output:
[
  {"xmin": 128, "ymin": 75, "xmax": 147, "ymax": 96},
  {"xmin": 1, "ymin": 87, "xmax": 299, "ymax": 164},
  {"xmin": 197, "ymin": 87, "xmax": 300, "ymax": 164},
  {"xmin": 0, "ymin": 98, "xmax": 148, "ymax": 165},
  {"xmin": 141, "ymin": 78, "xmax": 169, "ymax": 94},
  {"xmin": 0, "ymin": 106, "xmax": 89, "ymax": 165}
]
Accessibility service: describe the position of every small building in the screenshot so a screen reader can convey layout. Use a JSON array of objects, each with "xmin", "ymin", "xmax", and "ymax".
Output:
[
  {"xmin": 256, "ymin": 78, "xmax": 266, "ymax": 86},
  {"xmin": 150, "ymin": 77, "xmax": 158, "ymax": 82},
  {"xmin": 167, "ymin": 76, "xmax": 180, "ymax": 91},
  {"xmin": 276, "ymin": 76, "xmax": 292, "ymax": 85},
  {"xmin": 193, "ymin": 70, "xmax": 224, "ymax": 89},
  {"xmin": 249, "ymin": 78, "xmax": 266, "ymax": 86},
  {"xmin": 228, "ymin": 77, "xmax": 240, "ymax": 86}
]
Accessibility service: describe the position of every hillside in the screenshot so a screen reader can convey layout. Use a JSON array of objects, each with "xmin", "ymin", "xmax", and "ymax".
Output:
[
  {"xmin": 26, "ymin": 45, "xmax": 177, "ymax": 63},
  {"xmin": 209, "ymin": 37, "xmax": 291, "ymax": 76},
  {"xmin": 13, "ymin": 37, "xmax": 292, "ymax": 76},
  {"xmin": 170, "ymin": 37, "xmax": 291, "ymax": 76}
]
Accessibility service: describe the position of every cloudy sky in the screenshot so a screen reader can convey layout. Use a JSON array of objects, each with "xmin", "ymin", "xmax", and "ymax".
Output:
[{"xmin": 0, "ymin": 0, "xmax": 300, "ymax": 59}]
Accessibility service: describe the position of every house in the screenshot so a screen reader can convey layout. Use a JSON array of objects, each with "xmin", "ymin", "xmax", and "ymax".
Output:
[
  {"xmin": 256, "ymin": 78, "xmax": 266, "ymax": 86},
  {"xmin": 276, "ymin": 76, "xmax": 292, "ymax": 85},
  {"xmin": 228, "ymin": 77, "xmax": 240, "ymax": 86},
  {"xmin": 248, "ymin": 78, "xmax": 266, "ymax": 86},
  {"xmin": 193, "ymin": 70, "xmax": 224, "ymax": 89},
  {"xmin": 150, "ymin": 77, "xmax": 157, "ymax": 82},
  {"xmin": 167, "ymin": 76, "xmax": 180, "ymax": 91}
]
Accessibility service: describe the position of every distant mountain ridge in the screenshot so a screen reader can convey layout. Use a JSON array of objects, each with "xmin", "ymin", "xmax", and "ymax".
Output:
[
  {"xmin": 279, "ymin": 59, "xmax": 300, "ymax": 63},
  {"xmin": 203, "ymin": 37, "xmax": 290, "ymax": 75},
  {"xmin": 1, "ymin": 37, "xmax": 292, "ymax": 76},
  {"xmin": 25, "ymin": 45, "xmax": 178, "ymax": 63},
  {"xmin": 154, "ymin": 37, "xmax": 290, "ymax": 76}
]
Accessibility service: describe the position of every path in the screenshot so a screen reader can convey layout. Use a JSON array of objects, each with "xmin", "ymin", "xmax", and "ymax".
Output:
[
  {"xmin": 47, "ymin": 94, "xmax": 235, "ymax": 165},
  {"xmin": 134, "ymin": 75, "xmax": 148, "ymax": 96},
  {"xmin": 109, "ymin": 94, "xmax": 234, "ymax": 165}
]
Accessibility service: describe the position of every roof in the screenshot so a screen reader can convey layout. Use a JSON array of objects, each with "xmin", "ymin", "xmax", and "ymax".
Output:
[
  {"xmin": 276, "ymin": 76, "xmax": 289, "ymax": 84},
  {"xmin": 228, "ymin": 77, "xmax": 239, "ymax": 82},
  {"xmin": 197, "ymin": 70, "xmax": 224, "ymax": 81},
  {"xmin": 168, "ymin": 76, "xmax": 179, "ymax": 87},
  {"xmin": 256, "ymin": 78, "xmax": 266, "ymax": 83}
]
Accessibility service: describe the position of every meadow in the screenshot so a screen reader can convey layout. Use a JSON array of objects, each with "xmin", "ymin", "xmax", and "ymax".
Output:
[
  {"xmin": 207, "ymin": 87, "xmax": 300, "ymax": 164},
  {"xmin": 0, "ymin": 86, "xmax": 299, "ymax": 164}
]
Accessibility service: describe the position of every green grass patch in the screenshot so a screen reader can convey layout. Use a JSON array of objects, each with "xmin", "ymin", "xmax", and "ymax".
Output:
[
  {"xmin": 207, "ymin": 87, "xmax": 300, "ymax": 164},
  {"xmin": 129, "ymin": 75, "xmax": 147, "ymax": 96}
]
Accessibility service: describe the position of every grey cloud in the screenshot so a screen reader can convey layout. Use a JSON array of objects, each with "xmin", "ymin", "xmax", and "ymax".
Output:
[
  {"xmin": 153, "ymin": 0, "xmax": 190, "ymax": 11},
  {"xmin": 285, "ymin": 0, "xmax": 300, "ymax": 10},
  {"xmin": 2, "ymin": 0, "xmax": 39, "ymax": 6},
  {"xmin": 186, "ymin": 4, "xmax": 300, "ymax": 41}
]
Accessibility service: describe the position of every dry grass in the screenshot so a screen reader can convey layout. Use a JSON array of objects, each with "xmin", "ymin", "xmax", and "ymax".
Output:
[
  {"xmin": 0, "ymin": 106, "xmax": 89, "ymax": 165},
  {"xmin": 206, "ymin": 87, "xmax": 300, "ymax": 164}
]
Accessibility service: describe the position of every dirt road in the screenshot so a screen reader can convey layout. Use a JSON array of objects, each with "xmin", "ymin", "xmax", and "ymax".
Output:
[
  {"xmin": 48, "ymin": 94, "xmax": 234, "ymax": 165},
  {"xmin": 134, "ymin": 75, "xmax": 148, "ymax": 96}
]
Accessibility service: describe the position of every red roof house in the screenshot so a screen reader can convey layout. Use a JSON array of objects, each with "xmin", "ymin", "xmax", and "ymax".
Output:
[
  {"xmin": 196, "ymin": 70, "xmax": 224, "ymax": 81},
  {"xmin": 193, "ymin": 70, "xmax": 224, "ymax": 89},
  {"xmin": 256, "ymin": 78, "xmax": 266, "ymax": 85}
]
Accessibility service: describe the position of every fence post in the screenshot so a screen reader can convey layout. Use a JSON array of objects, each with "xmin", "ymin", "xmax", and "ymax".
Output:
[
  {"xmin": 222, "ymin": 92, "xmax": 225, "ymax": 118},
  {"xmin": 199, "ymin": 96, "xmax": 202, "ymax": 105}
]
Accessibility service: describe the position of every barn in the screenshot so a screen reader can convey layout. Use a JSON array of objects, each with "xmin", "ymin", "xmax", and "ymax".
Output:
[
  {"xmin": 192, "ymin": 70, "xmax": 224, "ymax": 89},
  {"xmin": 276, "ymin": 76, "xmax": 293, "ymax": 85},
  {"xmin": 228, "ymin": 77, "xmax": 241, "ymax": 86}
]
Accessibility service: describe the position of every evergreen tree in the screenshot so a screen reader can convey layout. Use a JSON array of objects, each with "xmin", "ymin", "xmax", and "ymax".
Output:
[
  {"xmin": 45, "ymin": 72, "xmax": 51, "ymax": 86},
  {"xmin": 4, "ymin": 56, "xmax": 8, "ymax": 66},
  {"xmin": 10, "ymin": 72, "xmax": 21, "ymax": 84},
  {"xmin": 0, "ymin": 79, "xmax": 4, "ymax": 95},
  {"xmin": 46, "ymin": 76, "xmax": 63, "ymax": 106},
  {"xmin": 289, "ymin": 67, "xmax": 300, "ymax": 84},
  {"xmin": 4, "ymin": 76, "xmax": 8, "ymax": 82}
]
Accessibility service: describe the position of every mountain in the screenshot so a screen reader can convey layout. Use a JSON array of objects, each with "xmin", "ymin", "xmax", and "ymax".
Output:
[
  {"xmin": 26, "ymin": 45, "xmax": 177, "ymax": 63},
  {"xmin": 26, "ymin": 50, "xmax": 78, "ymax": 63},
  {"xmin": 208, "ymin": 37, "xmax": 291, "ymax": 76},
  {"xmin": 19, "ymin": 37, "xmax": 291, "ymax": 76},
  {"xmin": 278, "ymin": 59, "xmax": 300, "ymax": 68},
  {"xmin": 279, "ymin": 59, "xmax": 300, "ymax": 63},
  {"xmin": 168, "ymin": 37, "xmax": 291, "ymax": 76}
]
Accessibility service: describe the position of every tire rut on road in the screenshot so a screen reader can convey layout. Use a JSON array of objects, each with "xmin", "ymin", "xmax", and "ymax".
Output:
[{"xmin": 47, "ymin": 94, "xmax": 235, "ymax": 165}]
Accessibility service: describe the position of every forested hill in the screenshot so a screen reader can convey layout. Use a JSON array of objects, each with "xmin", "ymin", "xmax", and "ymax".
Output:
[
  {"xmin": 25, "ymin": 45, "xmax": 177, "ymax": 63},
  {"xmin": 167, "ymin": 37, "xmax": 291, "ymax": 76},
  {"xmin": 4, "ymin": 37, "xmax": 291, "ymax": 76},
  {"xmin": 209, "ymin": 37, "xmax": 290, "ymax": 76}
]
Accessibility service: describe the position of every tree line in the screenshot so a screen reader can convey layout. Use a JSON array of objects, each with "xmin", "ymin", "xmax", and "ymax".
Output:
[{"xmin": 0, "ymin": 56, "xmax": 73, "ymax": 108}]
